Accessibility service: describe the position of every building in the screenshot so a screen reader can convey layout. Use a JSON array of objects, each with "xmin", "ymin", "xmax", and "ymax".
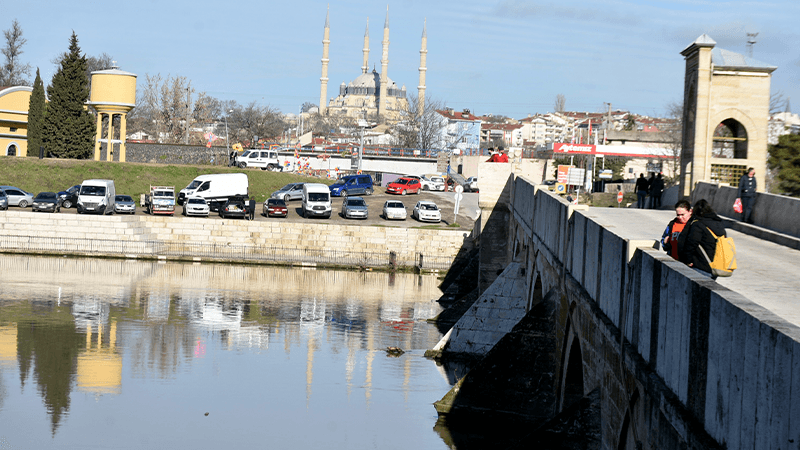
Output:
[
  {"xmin": 433, "ymin": 108, "xmax": 481, "ymax": 153},
  {"xmin": 0, "ymin": 86, "xmax": 33, "ymax": 156},
  {"xmin": 319, "ymin": 9, "xmax": 426, "ymax": 124}
]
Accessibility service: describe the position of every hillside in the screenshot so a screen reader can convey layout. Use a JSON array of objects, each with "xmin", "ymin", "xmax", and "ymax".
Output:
[{"xmin": 0, "ymin": 157, "xmax": 330, "ymax": 203}]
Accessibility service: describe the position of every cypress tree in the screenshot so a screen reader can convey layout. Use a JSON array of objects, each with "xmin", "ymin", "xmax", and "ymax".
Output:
[
  {"xmin": 26, "ymin": 68, "xmax": 46, "ymax": 157},
  {"xmin": 42, "ymin": 32, "xmax": 95, "ymax": 159},
  {"xmin": 768, "ymin": 134, "xmax": 800, "ymax": 197}
]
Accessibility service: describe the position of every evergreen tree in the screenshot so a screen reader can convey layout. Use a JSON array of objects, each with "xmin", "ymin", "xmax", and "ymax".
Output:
[
  {"xmin": 768, "ymin": 134, "xmax": 800, "ymax": 197},
  {"xmin": 26, "ymin": 68, "xmax": 45, "ymax": 156},
  {"xmin": 42, "ymin": 32, "xmax": 94, "ymax": 159}
]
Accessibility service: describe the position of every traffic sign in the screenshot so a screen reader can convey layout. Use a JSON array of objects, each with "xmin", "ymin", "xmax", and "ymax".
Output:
[
  {"xmin": 617, "ymin": 191, "xmax": 624, "ymax": 204},
  {"xmin": 454, "ymin": 185, "xmax": 464, "ymax": 194}
]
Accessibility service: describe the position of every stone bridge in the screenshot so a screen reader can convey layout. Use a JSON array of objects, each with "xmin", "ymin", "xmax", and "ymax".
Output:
[{"xmin": 431, "ymin": 168, "xmax": 800, "ymax": 449}]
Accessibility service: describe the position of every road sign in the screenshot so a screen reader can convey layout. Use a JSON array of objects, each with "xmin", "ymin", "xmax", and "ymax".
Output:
[
  {"xmin": 599, "ymin": 169, "xmax": 613, "ymax": 179},
  {"xmin": 556, "ymin": 183, "xmax": 566, "ymax": 194},
  {"xmin": 454, "ymin": 185, "xmax": 464, "ymax": 194},
  {"xmin": 454, "ymin": 192, "xmax": 463, "ymax": 216},
  {"xmin": 617, "ymin": 191, "xmax": 624, "ymax": 204}
]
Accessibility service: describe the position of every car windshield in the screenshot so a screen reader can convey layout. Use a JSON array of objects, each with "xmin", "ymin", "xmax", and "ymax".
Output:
[
  {"xmin": 35, "ymin": 192, "xmax": 56, "ymax": 200},
  {"xmin": 115, "ymin": 195, "xmax": 132, "ymax": 202},
  {"xmin": 267, "ymin": 199, "xmax": 285, "ymax": 206},
  {"xmin": 80, "ymin": 185, "xmax": 105, "ymax": 196},
  {"xmin": 347, "ymin": 199, "xmax": 366, "ymax": 207},
  {"xmin": 280, "ymin": 184, "xmax": 296, "ymax": 190},
  {"xmin": 420, "ymin": 204, "xmax": 438, "ymax": 211},
  {"xmin": 188, "ymin": 198, "xmax": 206, "ymax": 205},
  {"xmin": 309, "ymin": 193, "xmax": 329, "ymax": 202},
  {"xmin": 331, "ymin": 180, "xmax": 346, "ymax": 186},
  {"xmin": 240, "ymin": 150, "xmax": 252, "ymax": 157},
  {"xmin": 394, "ymin": 179, "xmax": 409, "ymax": 185},
  {"xmin": 154, "ymin": 191, "xmax": 173, "ymax": 198},
  {"xmin": 386, "ymin": 202, "xmax": 403, "ymax": 208},
  {"xmin": 186, "ymin": 180, "xmax": 202, "ymax": 190}
]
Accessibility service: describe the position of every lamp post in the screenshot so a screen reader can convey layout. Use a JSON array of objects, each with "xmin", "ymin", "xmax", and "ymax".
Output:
[{"xmin": 224, "ymin": 109, "xmax": 233, "ymax": 166}]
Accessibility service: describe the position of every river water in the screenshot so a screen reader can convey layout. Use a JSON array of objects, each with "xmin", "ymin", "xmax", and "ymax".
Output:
[{"xmin": 0, "ymin": 255, "xmax": 458, "ymax": 449}]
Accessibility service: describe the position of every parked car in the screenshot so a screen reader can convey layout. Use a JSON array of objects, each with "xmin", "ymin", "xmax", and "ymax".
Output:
[
  {"xmin": 412, "ymin": 200, "xmax": 441, "ymax": 223},
  {"xmin": 114, "ymin": 195, "xmax": 136, "ymax": 214},
  {"xmin": 329, "ymin": 174, "xmax": 374, "ymax": 197},
  {"xmin": 542, "ymin": 180, "xmax": 557, "ymax": 191},
  {"xmin": 421, "ymin": 175, "xmax": 446, "ymax": 191},
  {"xmin": 0, "ymin": 186, "xmax": 34, "ymax": 208},
  {"xmin": 271, "ymin": 183, "xmax": 305, "ymax": 202},
  {"xmin": 32, "ymin": 192, "xmax": 61, "ymax": 213},
  {"xmin": 263, "ymin": 198, "xmax": 288, "ymax": 218},
  {"xmin": 219, "ymin": 196, "xmax": 248, "ymax": 219},
  {"xmin": 341, "ymin": 196, "xmax": 368, "ymax": 219},
  {"xmin": 386, "ymin": 177, "xmax": 422, "ymax": 195},
  {"xmin": 183, "ymin": 197, "xmax": 210, "ymax": 217},
  {"xmin": 0, "ymin": 188, "xmax": 7, "ymax": 210},
  {"xmin": 301, "ymin": 183, "xmax": 332, "ymax": 218},
  {"xmin": 57, "ymin": 185, "xmax": 80, "ymax": 208},
  {"xmin": 382, "ymin": 200, "xmax": 407, "ymax": 220},
  {"xmin": 465, "ymin": 177, "xmax": 479, "ymax": 192}
]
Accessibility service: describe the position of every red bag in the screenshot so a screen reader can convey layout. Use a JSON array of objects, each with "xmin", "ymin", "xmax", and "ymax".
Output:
[{"xmin": 733, "ymin": 198, "xmax": 743, "ymax": 214}]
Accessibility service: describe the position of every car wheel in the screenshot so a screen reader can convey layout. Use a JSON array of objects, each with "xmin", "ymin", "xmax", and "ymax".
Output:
[
  {"xmin": 239, "ymin": 162, "xmax": 247, "ymax": 169},
  {"xmin": 401, "ymin": 190, "xmax": 407, "ymax": 196},
  {"xmin": 365, "ymin": 187, "xmax": 373, "ymax": 195},
  {"xmin": 284, "ymin": 194, "xmax": 291, "ymax": 202},
  {"xmin": 267, "ymin": 164, "xmax": 275, "ymax": 171},
  {"xmin": 18, "ymin": 200, "xmax": 28, "ymax": 208},
  {"xmin": 341, "ymin": 190, "xmax": 347, "ymax": 197},
  {"xmin": 423, "ymin": 185, "xmax": 429, "ymax": 191},
  {"xmin": 63, "ymin": 199, "xmax": 72, "ymax": 208}
]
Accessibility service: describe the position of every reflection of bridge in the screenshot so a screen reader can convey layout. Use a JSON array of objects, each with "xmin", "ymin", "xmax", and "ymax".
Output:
[{"xmin": 434, "ymin": 169, "xmax": 800, "ymax": 448}]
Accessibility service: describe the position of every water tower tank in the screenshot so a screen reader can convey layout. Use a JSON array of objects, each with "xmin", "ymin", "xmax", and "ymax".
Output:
[{"xmin": 90, "ymin": 68, "xmax": 136, "ymax": 107}]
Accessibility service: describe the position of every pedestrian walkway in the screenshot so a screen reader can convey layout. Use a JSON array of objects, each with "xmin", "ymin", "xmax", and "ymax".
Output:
[{"xmin": 583, "ymin": 208, "xmax": 800, "ymax": 328}]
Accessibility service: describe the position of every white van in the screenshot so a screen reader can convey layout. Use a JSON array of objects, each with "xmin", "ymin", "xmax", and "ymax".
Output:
[
  {"xmin": 302, "ymin": 183, "xmax": 332, "ymax": 218},
  {"xmin": 178, "ymin": 173, "xmax": 248, "ymax": 211},
  {"xmin": 77, "ymin": 179, "xmax": 116, "ymax": 215},
  {"xmin": 235, "ymin": 149, "xmax": 282, "ymax": 171}
]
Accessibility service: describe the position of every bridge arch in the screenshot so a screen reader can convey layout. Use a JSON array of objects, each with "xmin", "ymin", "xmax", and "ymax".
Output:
[
  {"xmin": 617, "ymin": 389, "xmax": 641, "ymax": 450},
  {"xmin": 558, "ymin": 303, "xmax": 585, "ymax": 412}
]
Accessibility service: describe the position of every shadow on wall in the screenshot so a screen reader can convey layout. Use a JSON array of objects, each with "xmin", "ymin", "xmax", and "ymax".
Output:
[{"xmin": 478, "ymin": 173, "xmax": 514, "ymax": 293}]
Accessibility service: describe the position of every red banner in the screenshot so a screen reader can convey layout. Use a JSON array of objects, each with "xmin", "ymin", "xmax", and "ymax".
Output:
[{"xmin": 553, "ymin": 143, "xmax": 596, "ymax": 153}]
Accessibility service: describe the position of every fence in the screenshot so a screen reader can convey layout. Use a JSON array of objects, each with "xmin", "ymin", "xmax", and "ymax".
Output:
[{"xmin": 0, "ymin": 235, "xmax": 454, "ymax": 271}]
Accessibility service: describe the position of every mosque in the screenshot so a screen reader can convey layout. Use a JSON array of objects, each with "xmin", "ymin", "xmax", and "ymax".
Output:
[{"xmin": 318, "ymin": 8, "xmax": 427, "ymax": 123}]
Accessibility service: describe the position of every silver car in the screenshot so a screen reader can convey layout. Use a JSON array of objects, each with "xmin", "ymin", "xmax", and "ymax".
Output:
[
  {"xmin": 0, "ymin": 185, "xmax": 34, "ymax": 208},
  {"xmin": 382, "ymin": 200, "xmax": 407, "ymax": 220},
  {"xmin": 412, "ymin": 201, "xmax": 441, "ymax": 223},
  {"xmin": 0, "ymin": 188, "xmax": 7, "ymax": 210},
  {"xmin": 182, "ymin": 197, "xmax": 210, "ymax": 217},
  {"xmin": 114, "ymin": 195, "xmax": 137, "ymax": 214},
  {"xmin": 341, "ymin": 196, "xmax": 368, "ymax": 220},
  {"xmin": 271, "ymin": 183, "xmax": 305, "ymax": 202}
]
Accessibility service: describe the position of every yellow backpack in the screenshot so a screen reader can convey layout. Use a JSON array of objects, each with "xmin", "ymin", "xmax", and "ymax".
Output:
[{"xmin": 699, "ymin": 228, "xmax": 737, "ymax": 277}]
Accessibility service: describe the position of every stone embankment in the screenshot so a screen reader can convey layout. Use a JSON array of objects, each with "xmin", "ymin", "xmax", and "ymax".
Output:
[{"xmin": 0, "ymin": 210, "xmax": 474, "ymax": 270}]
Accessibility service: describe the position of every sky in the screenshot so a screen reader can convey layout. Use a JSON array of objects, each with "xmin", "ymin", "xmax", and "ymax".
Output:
[{"xmin": 8, "ymin": 0, "xmax": 800, "ymax": 119}]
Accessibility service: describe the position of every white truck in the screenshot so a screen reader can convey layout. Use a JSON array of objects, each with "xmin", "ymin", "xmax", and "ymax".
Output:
[
  {"xmin": 178, "ymin": 173, "xmax": 249, "ymax": 212},
  {"xmin": 144, "ymin": 185, "xmax": 176, "ymax": 215},
  {"xmin": 301, "ymin": 183, "xmax": 332, "ymax": 219},
  {"xmin": 235, "ymin": 149, "xmax": 282, "ymax": 171},
  {"xmin": 77, "ymin": 179, "xmax": 116, "ymax": 215}
]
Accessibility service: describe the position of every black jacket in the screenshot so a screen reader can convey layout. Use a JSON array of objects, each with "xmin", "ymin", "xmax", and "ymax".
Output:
[
  {"xmin": 680, "ymin": 213, "xmax": 726, "ymax": 274},
  {"xmin": 738, "ymin": 174, "xmax": 756, "ymax": 198}
]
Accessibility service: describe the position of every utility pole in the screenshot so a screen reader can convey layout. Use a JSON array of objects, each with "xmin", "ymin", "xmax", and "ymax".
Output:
[{"xmin": 185, "ymin": 85, "xmax": 191, "ymax": 144}]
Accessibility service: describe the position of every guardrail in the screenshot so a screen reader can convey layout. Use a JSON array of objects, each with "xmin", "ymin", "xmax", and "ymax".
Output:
[{"xmin": 0, "ymin": 235, "xmax": 453, "ymax": 271}]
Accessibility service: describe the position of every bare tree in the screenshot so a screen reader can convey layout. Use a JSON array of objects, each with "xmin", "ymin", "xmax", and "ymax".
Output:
[
  {"xmin": 395, "ymin": 95, "xmax": 448, "ymax": 150},
  {"xmin": 305, "ymin": 111, "xmax": 357, "ymax": 138},
  {"xmin": 554, "ymin": 94, "xmax": 566, "ymax": 113},
  {"xmin": 0, "ymin": 19, "xmax": 32, "ymax": 86},
  {"xmin": 770, "ymin": 91, "xmax": 787, "ymax": 114},
  {"xmin": 228, "ymin": 101, "xmax": 286, "ymax": 146},
  {"xmin": 664, "ymin": 100, "xmax": 683, "ymax": 179}
]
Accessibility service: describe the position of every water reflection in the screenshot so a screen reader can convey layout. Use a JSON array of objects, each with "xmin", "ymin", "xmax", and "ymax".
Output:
[{"xmin": 0, "ymin": 255, "xmax": 452, "ymax": 449}]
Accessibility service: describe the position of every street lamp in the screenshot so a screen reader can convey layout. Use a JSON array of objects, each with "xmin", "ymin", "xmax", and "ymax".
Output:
[{"xmin": 224, "ymin": 109, "xmax": 233, "ymax": 150}]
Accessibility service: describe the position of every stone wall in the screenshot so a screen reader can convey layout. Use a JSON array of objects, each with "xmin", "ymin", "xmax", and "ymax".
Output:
[{"xmin": 124, "ymin": 142, "xmax": 229, "ymax": 165}]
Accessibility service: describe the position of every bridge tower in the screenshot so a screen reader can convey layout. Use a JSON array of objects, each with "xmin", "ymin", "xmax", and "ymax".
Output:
[
  {"xmin": 87, "ymin": 65, "xmax": 136, "ymax": 162},
  {"xmin": 678, "ymin": 34, "xmax": 776, "ymax": 197}
]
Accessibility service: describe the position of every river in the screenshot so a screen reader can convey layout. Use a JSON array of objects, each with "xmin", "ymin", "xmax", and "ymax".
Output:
[{"xmin": 0, "ymin": 255, "xmax": 458, "ymax": 449}]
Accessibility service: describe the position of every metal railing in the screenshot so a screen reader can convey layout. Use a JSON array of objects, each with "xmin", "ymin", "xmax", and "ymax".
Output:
[{"xmin": 0, "ymin": 235, "xmax": 454, "ymax": 271}]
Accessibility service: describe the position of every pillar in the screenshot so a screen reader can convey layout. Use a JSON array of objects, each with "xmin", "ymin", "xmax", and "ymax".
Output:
[
  {"xmin": 94, "ymin": 113, "xmax": 103, "ymax": 161},
  {"xmin": 106, "ymin": 113, "xmax": 114, "ymax": 161},
  {"xmin": 119, "ymin": 113, "xmax": 127, "ymax": 162}
]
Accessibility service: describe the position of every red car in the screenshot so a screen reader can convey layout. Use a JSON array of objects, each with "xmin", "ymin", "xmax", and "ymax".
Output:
[
  {"xmin": 386, "ymin": 177, "xmax": 422, "ymax": 195},
  {"xmin": 264, "ymin": 198, "xmax": 288, "ymax": 217}
]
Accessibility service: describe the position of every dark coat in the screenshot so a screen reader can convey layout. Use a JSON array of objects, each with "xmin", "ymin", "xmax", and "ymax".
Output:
[
  {"xmin": 738, "ymin": 174, "xmax": 757, "ymax": 198},
  {"xmin": 635, "ymin": 176, "xmax": 649, "ymax": 193},
  {"xmin": 680, "ymin": 213, "xmax": 726, "ymax": 274},
  {"xmin": 650, "ymin": 177, "xmax": 664, "ymax": 196}
]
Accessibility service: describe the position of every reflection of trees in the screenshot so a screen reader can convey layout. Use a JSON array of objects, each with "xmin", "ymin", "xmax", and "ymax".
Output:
[{"xmin": 14, "ymin": 304, "xmax": 84, "ymax": 435}]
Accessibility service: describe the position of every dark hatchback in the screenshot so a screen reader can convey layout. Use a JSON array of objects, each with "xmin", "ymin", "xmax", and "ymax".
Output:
[
  {"xmin": 263, "ymin": 198, "xmax": 288, "ymax": 218},
  {"xmin": 58, "ymin": 185, "xmax": 80, "ymax": 208},
  {"xmin": 219, "ymin": 196, "xmax": 248, "ymax": 219},
  {"xmin": 32, "ymin": 192, "xmax": 61, "ymax": 213}
]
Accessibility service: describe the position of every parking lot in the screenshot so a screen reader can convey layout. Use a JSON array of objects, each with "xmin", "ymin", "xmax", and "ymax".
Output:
[{"xmin": 38, "ymin": 190, "xmax": 480, "ymax": 230}]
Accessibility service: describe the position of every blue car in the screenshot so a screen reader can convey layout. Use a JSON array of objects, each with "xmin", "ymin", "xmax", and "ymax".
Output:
[{"xmin": 329, "ymin": 174, "xmax": 374, "ymax": 197}]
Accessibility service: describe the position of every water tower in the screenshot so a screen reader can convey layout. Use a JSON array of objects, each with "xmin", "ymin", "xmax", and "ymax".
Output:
[{"xmin": 87, "ymin": 65, "xmax": 136, "ymax": 162}]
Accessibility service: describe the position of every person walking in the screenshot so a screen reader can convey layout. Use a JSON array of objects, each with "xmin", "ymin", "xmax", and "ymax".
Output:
[
  {"xmin": 248, "ymin": 198, "xmax": 256, "ymax": 221},
  {"xmin": 737, "ymin": 167, "xmax": 757, "ymax": 224},
  {"xmin": 679, "ymin": 199, "xmax": 727, "ymax": 279},
  {"xmin": 649, "ymin": 173, "xmax": 664, "ymax": 209},
  {"xmin": 635, "ymin": 173, "xmax": 649, "ymax": 209},
  {"xmin": 661, "ymin": 199, "xmax": 692, "ymax": 260}
]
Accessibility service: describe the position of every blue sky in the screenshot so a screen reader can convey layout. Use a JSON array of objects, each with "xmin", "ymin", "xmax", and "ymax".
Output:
[{"xmin": 9, "ymin": 0, "xmax": 800, "ymax": 118}]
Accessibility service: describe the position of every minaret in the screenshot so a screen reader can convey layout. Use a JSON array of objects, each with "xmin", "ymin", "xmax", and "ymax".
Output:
[
  {"xmin": 378, "ymin": 6, "xmax": 390, "ymax": 120},
  {"xmin": 361, "ymin": 19, "xmax": 370, "ymax": 75},
  {"xmin": 319, "ymin": 8, "xmax": 331, "ymax": 115},
  {"xmin": 418, "ymin": 19, "xmax": 427, "ymax": 116}
]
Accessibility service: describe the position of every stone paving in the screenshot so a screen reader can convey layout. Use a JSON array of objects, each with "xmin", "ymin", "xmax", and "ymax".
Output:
[{"xmin": 583, "ymin": 207, "xmax": 800, "ymax": 328}]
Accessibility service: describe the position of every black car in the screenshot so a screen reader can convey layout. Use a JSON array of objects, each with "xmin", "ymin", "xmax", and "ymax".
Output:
[
  {"xmin": 32, "ymin": 192, "xmax": 62, "ymax": 213},
  {"xmin": 57, "ymin": 185, "xmax": 80, "ymax": 208},
  {"xmin": 219, "ymin": 196, "xmax": 248, "ymax": 219}
]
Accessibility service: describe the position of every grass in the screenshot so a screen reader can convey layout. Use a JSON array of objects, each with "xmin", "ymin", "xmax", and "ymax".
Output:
[{"xmin": 0, "ymin": 156, "xmax": 331, "ymax": 203}]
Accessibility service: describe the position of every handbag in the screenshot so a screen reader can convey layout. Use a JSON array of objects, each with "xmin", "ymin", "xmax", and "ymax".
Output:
[{"xmin": 733, "ymin": 198, "xmax": 743, "ymax": 214}]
